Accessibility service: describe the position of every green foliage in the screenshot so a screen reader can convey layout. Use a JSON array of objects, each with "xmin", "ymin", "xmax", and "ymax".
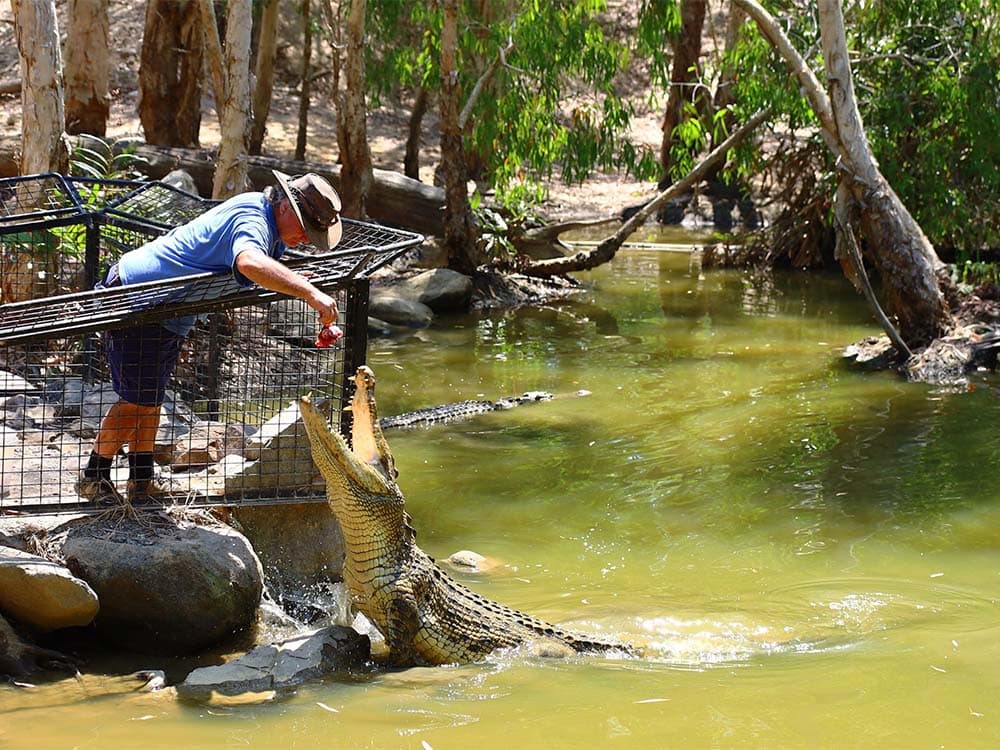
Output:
[
  {"xmin": 69, "ymin": 138, "xmax": 147, "ymax": 183},
  {"xmin": 956, "ymin": 259, "xmax": 1000, "ymax": 288},
  {"xmin": 49, "ymin": 139, "xmax": 149, "ymax": 260},
  {"xmin": 635, "ymin": 0, "xmax": 681, "ymax": 90},
  {"xmin": 471, "ymin": 187, "xmax": 546, "ymax": 262},
  {"xmin": 852, "ymin": 0, "xmax": 1000, "ymax": 254},
  {"xmin": 365, "ymin": 0, "xmax": 654, "ymax": 205}
]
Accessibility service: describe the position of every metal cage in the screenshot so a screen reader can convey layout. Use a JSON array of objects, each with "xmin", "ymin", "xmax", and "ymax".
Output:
[{"xmin": 0, "ymin": 174, "xmax": 422, "ymax": 514}]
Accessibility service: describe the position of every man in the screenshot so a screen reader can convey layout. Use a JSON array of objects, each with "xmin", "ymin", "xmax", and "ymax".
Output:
[{"xmin": 76, "ymin": 171, "xmax": 343, "ymax": 505}]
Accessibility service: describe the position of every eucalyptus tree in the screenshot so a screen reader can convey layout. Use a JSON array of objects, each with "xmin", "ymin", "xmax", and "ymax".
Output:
[
  {"xmin": 732, "ymin": 0, "xmax": 966, "ymax": 348},
  {"xmin": 139, "ymin": 0, "xmax": 203, "ymax": 147},
  {"xmin": 439, "ymin": 0, "xmax": 480, "ymax": 271},
  {"xmin": 339, "ymin": 0, "xmax": 375, "ymax": 217},
  {"xmin": 11, "ymin": 0, "xmax": 67, "ymax": 176},
  {"xmin": 64, "ymin": 0, "xmax": 110, "ymax": 136},
  {"xmin": 850, "ymin": 0, "xmax": 1000, "ymax": 258},
  {"xmin": 249, "ymin": 0, "xmax": 280, "ymax": 155},
  {"xmin": 295, "ymin": 0, "xmax": 315, "ymax": 162},
  {"xmin": 7, "ymin": 0, "xmax": 68, "ymax": 304},
  {"xmin": 365, "ymin": 0, "xmax": 645, "ymax": 271},
  {"xmin": 211, "ymin": 0, "xmax": 252, "ymax": 198},
  {"xmin": 654, "ymin": 0, "xmax": 707, "ymax": 179}
]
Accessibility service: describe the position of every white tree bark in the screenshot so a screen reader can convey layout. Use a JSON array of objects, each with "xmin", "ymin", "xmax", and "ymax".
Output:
[
  {"xmin": 212, "ymin": 0, "xmax": 252, "ymax": 199},
  {"xmin": 11, "ymin": 0, "xmax": 68, "ymax": 175},
  {"xmin": 735, "ymin": 0, "xmax": 950, "ymax": 348},
  {"xmin": 64, "ymin": 0, "xmax": 109, "ymax": 136}
]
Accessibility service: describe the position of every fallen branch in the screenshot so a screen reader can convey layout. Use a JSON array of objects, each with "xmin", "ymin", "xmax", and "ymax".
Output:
[
  {"xmin": 521, "ymin": 108, "xmax": 771, "ymax": 277},
  {"xmin": 834, "ymin": 186, "xmax": 912, "ymax": 359}
]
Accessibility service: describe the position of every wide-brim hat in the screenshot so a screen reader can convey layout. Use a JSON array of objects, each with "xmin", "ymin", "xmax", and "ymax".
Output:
[{"xmin": 272, "ymin": 170, "xmax": 343, "ymax": 251}]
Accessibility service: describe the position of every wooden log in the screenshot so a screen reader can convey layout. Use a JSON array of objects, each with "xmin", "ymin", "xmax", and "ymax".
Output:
[
  {"xmin": 0, "ymin": 135, "xmax": 445, "ymax": 235},
  {"xmin": 0, "ymin": 136, "xmax": 445, "ymax": 236},
  {"xmin": 127, "ymin": 142, "xmax": 445, "ymax": 236}
]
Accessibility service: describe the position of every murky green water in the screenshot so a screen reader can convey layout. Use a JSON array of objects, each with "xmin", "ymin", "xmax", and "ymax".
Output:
[{"xmin": 4, "ymin": 244, "xmax": 1000, "ymax": 748}]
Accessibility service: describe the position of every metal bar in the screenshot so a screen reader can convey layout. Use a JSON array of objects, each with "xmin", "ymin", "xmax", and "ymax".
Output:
[{"xmin": 339, "ymin": 278, "xmax": 371, "ymax": 440}]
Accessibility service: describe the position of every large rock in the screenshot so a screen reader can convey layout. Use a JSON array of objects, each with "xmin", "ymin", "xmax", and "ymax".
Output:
[
  {"xmin": 0, "ymin": 546, "xmax": 99, "ymax": 631},
  {"xmin": 170, "ymin": 421, "xmax": 248, "ymax": 470},
  {"xmin": 367, "ymin": 295, "xmax": 434, "ymax": 328},
  {"xmin": 232, "ymin": 502, "xmax": 345, "ymax": 593},
  {"xmin": 393, "ymin": 268, "xmax": 473, "ymax": 312},
  {"xmin": 176, "ymin": 625, "xmax": 369, "ymax": 702},
  {"xmin": 61, "ymin": 516, "xmax": 263, "ymax": 654},
  {"xmin": 266, "ymin": 298, "xmax": 315, "ymax": 346},
  {"xmin": 191, "ymin": 401, "xmax": 322, "ymax": 496}
]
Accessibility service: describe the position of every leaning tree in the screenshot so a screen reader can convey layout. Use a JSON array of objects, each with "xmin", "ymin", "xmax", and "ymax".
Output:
[{"xmin": 734, "ymin": 0, "xmax": 951, "ymax": 350}]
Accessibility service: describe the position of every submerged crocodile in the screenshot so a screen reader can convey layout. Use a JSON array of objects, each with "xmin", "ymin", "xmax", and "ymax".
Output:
[
  {"xmin": 380, "ymin": 390, "xmax": 553, "ymax": 430},
  {"xmin": 298, "ymin": 366, "xmax": 630, "ymax": 666}
]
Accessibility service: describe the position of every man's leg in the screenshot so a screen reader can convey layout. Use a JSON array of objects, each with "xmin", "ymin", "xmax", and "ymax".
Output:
[
  {"xmin": 78, "ymin": 323, "xmax": 183, "ymax": 503},
  {"xmin": 78, "ymin": 400, "xmax": 160, "ymax": 501}
]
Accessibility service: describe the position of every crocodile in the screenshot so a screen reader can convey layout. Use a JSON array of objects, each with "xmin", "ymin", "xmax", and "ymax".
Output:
[
  {"xmin": 380, "ymin": 391, "xmax": 553, "ymax": 430},
  {"xmin": 298, "ymin": 366, "xmax": 631, "ymax": 667}
]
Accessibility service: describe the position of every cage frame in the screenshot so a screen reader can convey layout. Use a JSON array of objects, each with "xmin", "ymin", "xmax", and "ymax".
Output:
[{"xmin": 0, "ymin": 174, "xmax": 422, "ymax": 515}]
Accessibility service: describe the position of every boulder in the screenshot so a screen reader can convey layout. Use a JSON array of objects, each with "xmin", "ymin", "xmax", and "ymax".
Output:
[
  {"xmin": 79, "ymin": 383, "xmax": 120, "ymax": 424},
  {"xmin": 232, "ymin": 502, "xmax": 345, "ymax": 592},
  {"xmin": 266, "ymin": 298, "xmax": 315, "ymax": 346},
  {"xmin": 170, "ymin": 421, "xmax": 248, "ymax": 470},
  {"xmin": 368, "ymin": 295, "xmax": 434, "ymax": 328},
  {"xmin": 61, "ymin": 516, "xmax": 263, "ymax": 654},
  {"xmin": 176, "ymin": 625, "xmax": 369, "ymax": 702},
  {"xmin": 211, "ymin": 401, "xmax": 323, "ymax": 494},
  {"xmin": 0, "ymin": 546, "xmax": 100, "ymax": 630},
  {"xmin": 161, "ymin": 168, "xmax": 199, "ymax": 195},
  {"xmin": 393, "ymin": 268, "xmax": 473, "ymax": 312}
]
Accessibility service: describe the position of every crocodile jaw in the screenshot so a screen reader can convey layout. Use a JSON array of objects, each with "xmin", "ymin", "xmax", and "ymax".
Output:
[{"xmin": 298, "ymin": 367, "xmax": 395, "ymax": 497}]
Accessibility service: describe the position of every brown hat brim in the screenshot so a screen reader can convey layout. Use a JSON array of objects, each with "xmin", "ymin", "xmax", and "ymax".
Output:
[{"xmin": 272, "ymin": 170, "xmax": 343, "ymax": 252}]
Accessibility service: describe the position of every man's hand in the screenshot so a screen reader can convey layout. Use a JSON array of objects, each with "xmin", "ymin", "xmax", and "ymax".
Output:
[
  {"xmin": 308, "ymin": 290, "xmax": 339, "ymax": 326},
  {"xmin": 236, "ymin": 250, "xmax": 339, "ymax": 325}
]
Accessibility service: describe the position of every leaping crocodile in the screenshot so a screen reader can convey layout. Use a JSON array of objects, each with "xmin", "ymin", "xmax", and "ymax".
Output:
[{"xmin": 298, "ymin": 366, "xmax": 631, "ymax": 666}]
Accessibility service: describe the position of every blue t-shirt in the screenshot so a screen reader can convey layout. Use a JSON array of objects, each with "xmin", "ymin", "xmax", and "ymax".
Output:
[{"xmin": 117, "ymin": 192, "xmax": 285, "ymax": 335}]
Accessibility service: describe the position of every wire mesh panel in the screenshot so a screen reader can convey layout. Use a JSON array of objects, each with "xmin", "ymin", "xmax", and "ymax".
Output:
[{"xmin": 0, "ymin": 175, "xmax": 419, "ymax": 515}]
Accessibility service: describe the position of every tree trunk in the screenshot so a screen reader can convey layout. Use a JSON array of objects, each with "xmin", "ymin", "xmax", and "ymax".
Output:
[
  {"xmin": 439, "ymin": 0, "xmax": 481, "ymax": 274},
  {"xmin": 212, "ymin": 0, "xmax": 252, "ymax": 198},
  {"xmin": 295, "ymin": 0, "xmax": 313, "ymax": 161},
  {"xmin": 659, "ymin": 0, "xmax": 708, "ymax": 180},
  {"xmin": 119, "ymin": 141, "xmax": 446, "ymax": 235},
  {"xmin": 138, "ymin": 0, "xmax": 203, "ymax": 147},
  {"xmin": 735, "ymin": 0, "xmax": 950, "ymax": 348},
  {"xmin": 63, "ymin": 0, "xmax": 109, "ymax": 136},
  {"xmin": 198, "ymin": 0, "xmax": 226, "ymax": 127},
  {"xmin": 249, "ymin": 0, "xmax": 279, "ymax": 155},
  {"xmin": 338, "ymin": 0, "xmax": 373, "ymax": 217},
  {"xmin": 7, "ymin": 0, "xmax": 68, "ymax": 303},
  {"xmin": 817, "ymin": 0, "xmax": 948, "ymax": 347},
  {"xmin": 404, "ymin": 87, "xmax": 429, "ymax": 180},
  {"xmin": 12, "ymin": 0, "xmax": 68, "ymax": 176}
]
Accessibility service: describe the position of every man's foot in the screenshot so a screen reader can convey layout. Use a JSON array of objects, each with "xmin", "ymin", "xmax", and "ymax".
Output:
[
  {"xmin": 126, "ymin": 476, "xmax": 187, "ymax": 504},
  {"xmin": 74, "ymin": 475, "xmax": 124, "ymax": 506}
]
